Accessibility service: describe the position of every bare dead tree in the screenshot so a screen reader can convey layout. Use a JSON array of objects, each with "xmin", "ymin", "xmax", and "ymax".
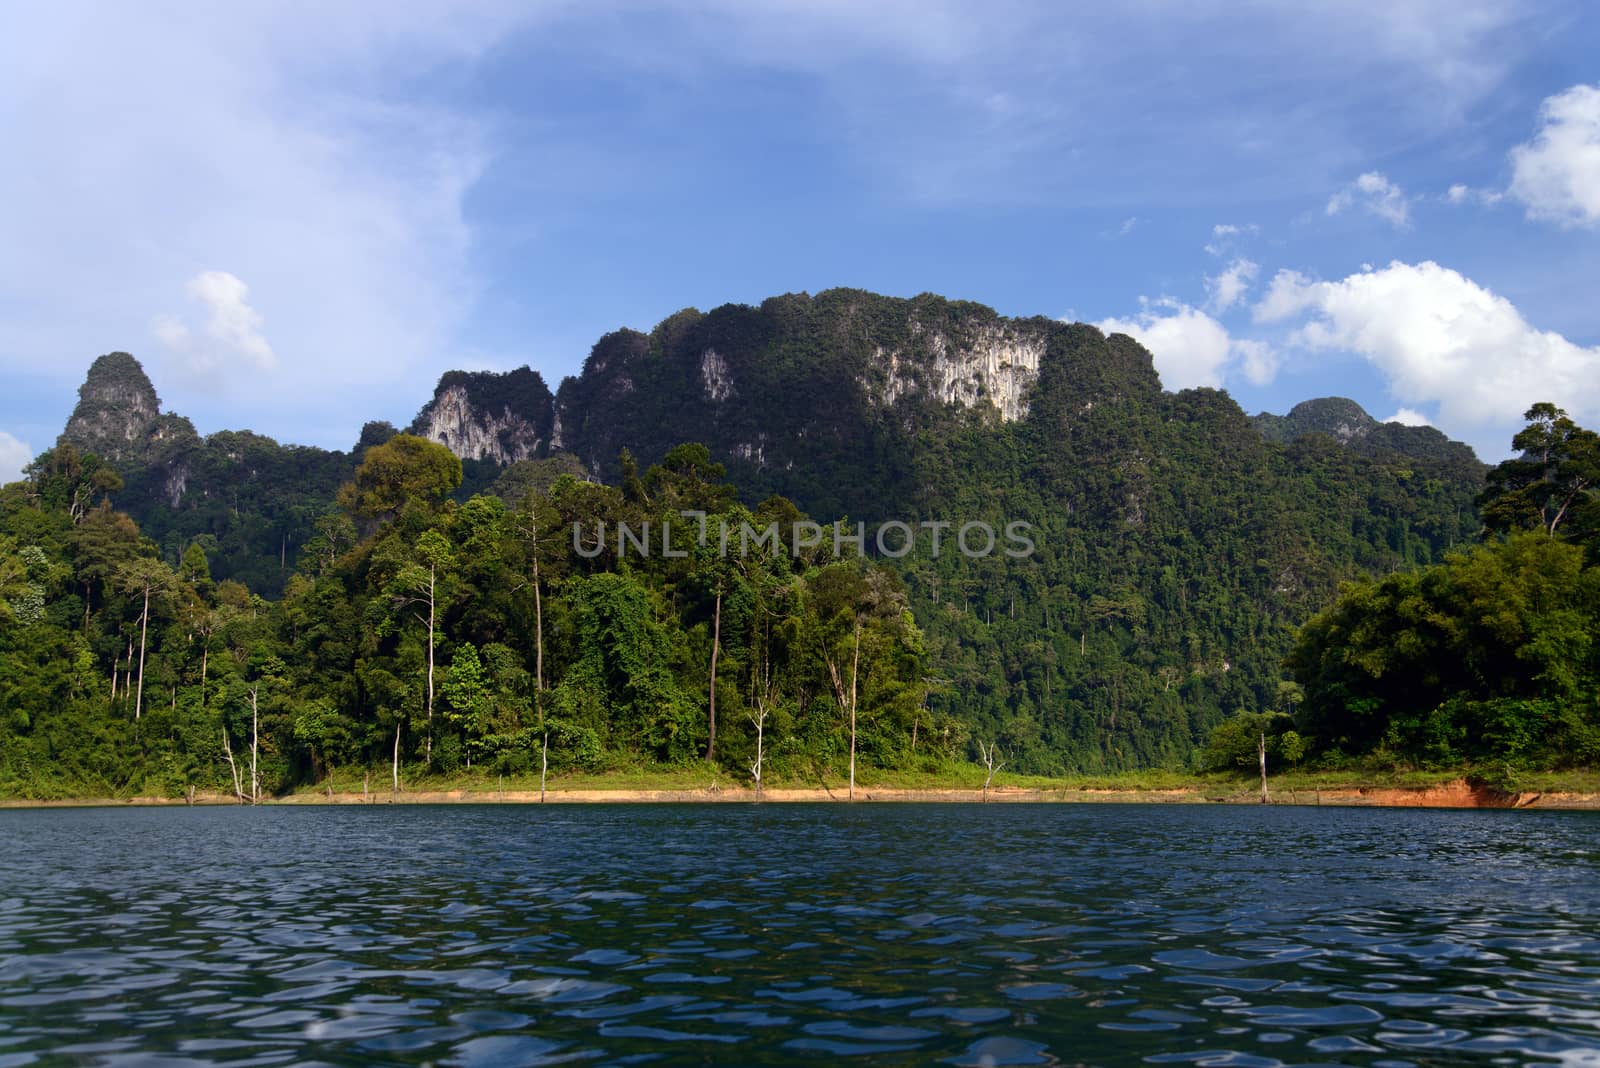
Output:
[
  {"xmin": 514, "ymin": 505, "xmax": 551, "ymax": 803},
  {"xmin": 977, "ymin": 739, "xmax": 1006, "ymax": 802},
  {"xmin": 823, "ymin": 619, "xmax": 862, "ymax": 802},
  {"xmin": 1259, "ymin": 732, "xmax": 1269, "ymax": 804},
  {"xmin": 707, "ymin": 576, "xmax": 722, "ymax": 763},
  {"xmin": 221, "ymin": 728, "xmax": 245, "ymax": 803},
  {"xmin": 249, "ymin": 684, "xmax": 260, "ymax": 804}
]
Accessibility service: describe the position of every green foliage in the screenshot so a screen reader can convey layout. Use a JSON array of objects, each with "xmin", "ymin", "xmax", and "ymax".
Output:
[
  {"xmin": 1198, "ymin": 710, "xmax": 1297, "ymax": 772},
  {"xmin": 339, "ymin": 434, "xmax": 463, "ymax": 523},
  {"xmin": 1291, "ymin": 531, "xmax": 1600, "ymax": 768},
  {"xmin": 17, "ymin": 304, "xmax": 1600, "ymax": 799},
  {"xmin": 1479, "ymin": 403, "xmax": 1600, "ymax": 541}
]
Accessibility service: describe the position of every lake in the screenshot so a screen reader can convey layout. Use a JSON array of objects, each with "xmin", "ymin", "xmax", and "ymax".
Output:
[{"xmin": 2, "ymin": 803, "xmax": 1598, "ymax": 1066}]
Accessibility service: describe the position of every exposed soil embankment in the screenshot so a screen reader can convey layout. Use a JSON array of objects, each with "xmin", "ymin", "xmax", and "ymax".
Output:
[{"xmin": 1309, "ymin": 778, "xmax": 1600, "ymax": 810}]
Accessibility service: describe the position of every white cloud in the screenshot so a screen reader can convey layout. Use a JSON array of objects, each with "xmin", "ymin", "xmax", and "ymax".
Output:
[
  {"xmin": 1326, "ymin": 171, "xmax": 1410, "ymax": 226},
  {"xmin": 1097, "ymin": 299, "xmax": 1276, "ymax": 391},
  {"xmin": 153, "ymin": 271, "xmax": 277, "ymax": 380},
  {"xmin": 1254, "ymin": 260, "xmax": 1600, "ymax": 456},
  {"xmin": 0, "ymin": 1, "xmax": 1548, "ymax": 449},
  {"xmin": 1233, "ymin": 339, "xmax": 1279, "ymax": 387},
  {"xmin": 1205, "ymin": 258, "xmax": 1259, "ymax": 312},
  {"xmin": 1444, "ymin": 182, "xmax": 1503, "ymax": 206},
  {"xmin": 0, "ymin": 3, "xmax": 517, "ymax": 445},
  {"xmin": 0, "ymin": 432, "xmax": 31, "ymax": 484},
  {"xmin": 1387, "ymin": 407, "xmax": 1432, "ymax": 427},
  {"xmin": 1508, "ymin": 83, "xmax": 1600, "ymax": 228},
  {"xmin": 1204, "ymin": 222, "xmax": 1259, "ymax": 256}
]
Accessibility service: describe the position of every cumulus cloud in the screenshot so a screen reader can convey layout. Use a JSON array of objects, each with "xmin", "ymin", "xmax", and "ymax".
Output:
[
  {"xmin": 1205, "ymin": 258, "xmax": 1259, "ymax": 312},
  {"xmin": 1254, "ymin": 260, "xmax": 1600, "ymax": 455},
  {"xmin": 1326, "ymin": 172, "xmax": 1410, "ymax": 226},
  {"xmin": 1508, "ymin": 83, "xmax": 1600, "ymax": 228},
  {"xmin": 0, "ymin": 431, "xmax": 31, "ymax": 484},
  {"xmin": 153, "ymin": 271, "xmax": 277, "ymax": 379},
  {"xmin": 1387, "ymin": 407, "xmax": 1432, "ymax": 427},
  {"xmin": 1097, "ymin": 299, "xmax": 1276, "ymax": 391}
]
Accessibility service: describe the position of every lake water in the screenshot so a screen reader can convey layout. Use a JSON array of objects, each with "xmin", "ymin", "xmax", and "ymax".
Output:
[{"xmin": 2, "ymin": 804, "xmax": 1599, "ymax": 1066}]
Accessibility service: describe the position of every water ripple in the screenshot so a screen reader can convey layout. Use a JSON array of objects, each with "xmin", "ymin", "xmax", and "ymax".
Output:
[{"xmin": 1, "ymin": 804, "xmax": 1598, "ymax": 1065}]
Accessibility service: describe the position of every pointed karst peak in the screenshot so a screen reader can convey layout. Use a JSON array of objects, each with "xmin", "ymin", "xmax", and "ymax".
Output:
[{"xmin": 59, "ymin": 352, "xmax": 163, "ymax": 463}]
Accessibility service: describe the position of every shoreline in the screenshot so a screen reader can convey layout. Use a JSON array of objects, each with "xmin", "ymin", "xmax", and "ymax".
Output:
[{"xmin": 5, "ymin": 778, "xmax": 1599, "ymax": 810}]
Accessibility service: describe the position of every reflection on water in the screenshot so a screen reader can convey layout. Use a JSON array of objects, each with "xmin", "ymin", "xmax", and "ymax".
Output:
[{"xmin": 1, "ymin": 804, "xmax": 1599, "ymax": 1066}]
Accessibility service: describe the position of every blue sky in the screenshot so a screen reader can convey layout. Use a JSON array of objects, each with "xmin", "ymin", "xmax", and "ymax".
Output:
[{"xmin": 2, "ymin": 1, "xmax": 1598, "ymax": 481}]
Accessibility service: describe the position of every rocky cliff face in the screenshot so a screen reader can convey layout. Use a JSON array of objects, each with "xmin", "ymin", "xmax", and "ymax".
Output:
[
  {"xmin": 410, "ymin": 368, "xmax": 557, "ymax": 465},
  {"xmin": 59, "ymin": 352, "xmax": 164, "ymax": 463},
  {"xmin": 861, "ymin": 319, "xmax": 1045, "ymax": 422}
]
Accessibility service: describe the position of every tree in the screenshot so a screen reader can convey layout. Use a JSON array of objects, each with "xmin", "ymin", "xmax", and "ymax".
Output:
[
  {"xmin": 386, "ymin": 529, "xmax": 454, "ymax": 766},
  {"xmin": 1480, "ymin": 403, "xmax": 1600, "ymax": 539},
  {"xmin": 69, "ymin": 505, "xmax": 144, "ymax": 632},
  {"xmin": 976, "ymin": 739, "xmax": 1006, "ymax": 801},
  {"xmin": 442, "ymin": 642, "xmax": 490, "ymax": 767},
  {"xmin": 112, "ymin": 557, "xmax": 177, "ymax": 721},
  {"xmin": 339, "ymin": 434, "xmax": 462, "ymax": 524},
  {"xmin": 0, "ymin": 539, "xmax": 35, "ymax": 625}
]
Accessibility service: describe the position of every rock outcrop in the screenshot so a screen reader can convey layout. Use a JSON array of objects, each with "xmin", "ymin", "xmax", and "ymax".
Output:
[
  {"xmin": 861, "ymin": 319, "xmax": 1045, "ymax": 422},
  {"xmin": 59, "ymin": 352, "xmax": 165, "ymax": 463},
  {"xmin": 410, "ymin": 368, "xmax": 557, "ymax": 465}
]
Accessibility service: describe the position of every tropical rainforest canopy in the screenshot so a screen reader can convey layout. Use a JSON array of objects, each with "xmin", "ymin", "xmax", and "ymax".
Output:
[{"xmin": 1, "ymin": 292, "xmax": 1594, "ymax": 798}]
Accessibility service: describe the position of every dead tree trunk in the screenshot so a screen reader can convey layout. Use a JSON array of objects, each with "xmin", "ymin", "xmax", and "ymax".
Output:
[
  {"xmin": 706, "ymin": 582, "xmax": 721, "ymax": 762},
  {"xmin": 849, "ymin": 621, "xmax": 860, "ymax": 802},
  {"xmin": 133, "ymin": 586, "xmax": 150, "ymax": 720},
  {"xmin": 749, "ymin": 703, "xmax": 768, "ymax": 799},
  {"xmin": 249, "ymin": 685, "xmax": 260, "ymax": 804},
  {"xmin": 540, "ymin": 731, "xmax": 549, "ymax": 803},
  {"xmin": 1259, "ymin": 732, "xmax": 1269, "ymax": 804},
  {"xmin": 425, "ymin": 562, "xmax": 436, "ymax": 767},
  {"xmin": 822, "ymin": 620, "xmax": 863, "ymax": 802},
  {"xmin": 392, "ymin": 721, "xmax": 401, "ymax": 799},
  {"xmin": 978, "ymin": 739, "xmax": 1006, "ymax": 801},
  {"xmin": 222, "ymin": 728, "xmax": 244, "ymax": 803}
]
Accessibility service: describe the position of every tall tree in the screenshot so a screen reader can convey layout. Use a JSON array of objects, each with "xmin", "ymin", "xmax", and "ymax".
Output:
[
  {"xmin": 1480, "ymin": 403, "xmax": 1600, "ymax": 539},
  {"xmin": 112, "ymin": 557, "xmax": 176, "ymax": 721}
]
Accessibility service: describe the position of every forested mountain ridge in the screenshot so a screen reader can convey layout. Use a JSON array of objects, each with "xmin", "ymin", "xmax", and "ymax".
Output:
[
  {"xmin": 4, "ymin": 288, "xmax": 1496, "ymax": 794},
  {"xmin": 58, "ymin": 291, "xmax": 1483, "ymax": 593}
]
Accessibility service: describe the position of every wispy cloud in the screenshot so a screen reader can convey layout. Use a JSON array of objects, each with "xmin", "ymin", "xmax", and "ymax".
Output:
[
  {"xmin": 1205, "ymin": 258, "xmax": 1259, "ymax": 312},
  {"xmin": 1326, "ymin": 172, "xmax": 1410, "ymax": 227},
  {"xmin": 0, "ymin": 2, "xmax": 520, "ymax": 444},
  {"xmin": 153, "ymin": 271, "xmax": 278, "ymax": 382}
]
